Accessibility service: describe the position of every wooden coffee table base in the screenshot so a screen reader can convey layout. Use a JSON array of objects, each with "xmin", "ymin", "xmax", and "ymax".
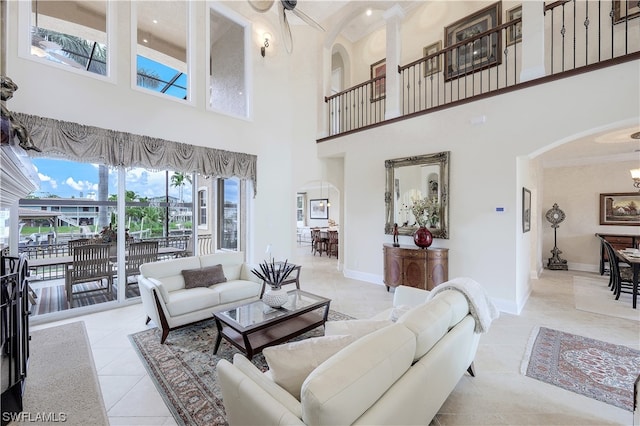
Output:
[{"xmin": 213, "ymin": 291, "xmax": 331, "ymax": 360}]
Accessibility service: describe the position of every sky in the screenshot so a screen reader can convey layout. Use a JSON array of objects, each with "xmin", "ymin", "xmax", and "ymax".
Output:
[{"xmin": 32, "ymin": 158, "xmax": 193, "ymax": 202}]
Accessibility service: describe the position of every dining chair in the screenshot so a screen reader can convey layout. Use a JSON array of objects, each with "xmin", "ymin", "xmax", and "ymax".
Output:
[
  {"xmin": 313, "ymin": 230, "xmax": 329, "ymax": 256},
  {"xmin": 603, "ymin": 240, "xmax": 635, "ymax": 301},
  {"xmin": 67, "ymin": 238, "xmax": 92, "ymax": 255},
  {"xmin": 327, "ymin": 230, "xmax": 339, "ymax": 259},
  {"xmin": 124, "ymin": 240, "xmax": 159, "ymax": 290},
  {"xmin": 310, "ymin": 228, "xmax": 320, "ymax": 255},
  {"xmin": 65, "ymin": 243, "xmax": 114, "ymax": 307}
]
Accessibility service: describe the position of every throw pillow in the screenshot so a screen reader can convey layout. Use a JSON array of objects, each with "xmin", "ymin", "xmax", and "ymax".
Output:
[
  {"xmin": 181, "ymin": 264, "xmax": 227, "ymax": 289},
  {"xmin": 262, "ymin": 334, "xmax": 355, "ymax": 400},
  {"xmin": 324, "ymin": 319, "xmax": 392, "ymax": 339}
]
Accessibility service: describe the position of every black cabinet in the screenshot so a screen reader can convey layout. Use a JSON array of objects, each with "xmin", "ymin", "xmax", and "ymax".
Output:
[{"xmin": 1, "ymin": 255, "xmax": 30, "ymax": 425}]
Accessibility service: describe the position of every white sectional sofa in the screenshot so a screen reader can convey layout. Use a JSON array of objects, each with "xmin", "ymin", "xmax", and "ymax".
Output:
[
  {"xmin": 138, "ymin": 251, "xmax": 261, "ymax": 343},
  {"xmin": 218, "ymin": 282, "xmax": 495, "ymax": 425}
]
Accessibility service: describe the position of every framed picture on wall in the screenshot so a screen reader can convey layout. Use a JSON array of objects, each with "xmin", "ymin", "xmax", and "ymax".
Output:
[
  {"xmin": 423, "ymin": 41, "xmax": 442, "ymax": 77},
  {"xmin": 506, "ymin": 5, "xmax": 522, "ymax": 45},
  {"xmin": 370, "ymin": 58, "xmax": 386, "ymax": 102},
  {"xmin": 614, "ymin": 0, "xmax": 640, "ymax": 24},
  {"xmin": 310, "ymin": 199, "xmax": 329, "ymax": 219},
  {"xmin": 599, "ymin": 192, "xmax": 640, "ymax": 226},
  {"xmin": 522, "ymin": 187, "xmax": 531, "ymax": 233},
  {"xmin": 444, "ymin": 2, "xmax": 502, "ymax": 81}
]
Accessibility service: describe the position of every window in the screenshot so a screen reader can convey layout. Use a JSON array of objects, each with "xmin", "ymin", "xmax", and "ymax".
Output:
[
  {"xmin": 217, "ymin": 178, "xmax": 239, "ymax": 250},
  {"xmin": 29, "ymin": 0, "xmax": 109, "ymax": 76},
  {"xmin": 208, "ymin": 6, "xmax": 249, "ymax": 118},
  {"xmin": 133, "ymin": 1, "xmax": 190, "ymax": 100},
  {"xmin": 198, "ymin": 188, "xmax": 207, "ymax": 228},
  {"xmin": 296, "ymin": 193, "xmax": 306, "ymax": 227}
]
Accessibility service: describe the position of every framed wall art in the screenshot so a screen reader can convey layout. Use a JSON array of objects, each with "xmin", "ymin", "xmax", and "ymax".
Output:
[
  {"xmin": 614, "ymin": 0, "xmax": 640, "ymax": 24},
  {"xmin": 423, "ymin": 41, "xmax": 442, "ymax": 77},
  {"xmin": 599, "ymin": 192, "xmax": 640, "ymax": 226},
  {"xmin": 310, "ymin": 199, "xmax": 329, "ymax": 219},
  {"xmin": 444, "ymin": 2, "xmax": 502, "ymax": 81},
  {"xmin": 506, "ymin": 5, "xmax": 522, "ymax": 45},
  {"xmin": 522, "ymin": 187, "xmax": 531, "ymax": 233},
  {"xmin": 370, "ymin": 58, "xmax": 386, "ymax": 102}
]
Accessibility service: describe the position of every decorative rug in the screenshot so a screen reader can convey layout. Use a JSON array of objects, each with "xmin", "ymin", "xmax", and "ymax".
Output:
[
  {"xmin": 521, "ymin": 326, "xmax": 640, "ymax": 411},
  {"xmin": 573, "ymin": 275, "xmax": 640, "ymax": 322},
  {"xmin": 129, "ymin": 310, "xmax": 353, "ymax": 426},
  {"xmin": 24, "ymin": 322, "xmax": 109, "ymax": 425}
]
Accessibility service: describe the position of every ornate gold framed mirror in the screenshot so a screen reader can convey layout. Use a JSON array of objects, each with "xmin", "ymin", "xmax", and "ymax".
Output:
[{"xmin": 384, "ymin": 151, "xmax": 449, "ymax": 239}]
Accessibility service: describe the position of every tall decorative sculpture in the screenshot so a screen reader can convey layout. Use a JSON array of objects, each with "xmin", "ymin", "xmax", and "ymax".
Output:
[
  {"xmin": 1, "ymin": 76, "xmax": 40, "ymax": 152},
  {"xmin": 545, "ymin": 203, "xmax": 568, "ymax": 270}
]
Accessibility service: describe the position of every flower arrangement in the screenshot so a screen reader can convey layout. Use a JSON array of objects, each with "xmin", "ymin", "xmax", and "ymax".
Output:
[
  {"xmin": 411, "ymin": 196, "xmax": 440, "ymax": 228},
  {"xmin": 251, "ymin": 259, "xmax": 296, "ymax": 290},
  {"xmin": 96, "ymin": 224, "xmax": 130, "ymax": 243}
]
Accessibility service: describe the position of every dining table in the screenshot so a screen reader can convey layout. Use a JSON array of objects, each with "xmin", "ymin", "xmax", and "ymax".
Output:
[{"xmin": 615, "ymin": 249, "xmax": 640, "ymax": 309}]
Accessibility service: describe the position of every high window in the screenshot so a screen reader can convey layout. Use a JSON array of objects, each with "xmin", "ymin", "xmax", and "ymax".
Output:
[
  {"xmin": 208, "ymin": 5, "xmax": 250, "ymax": 118},
  {"xmin": 29, "ymin": 0, "xmax": 109, "ymax": 76},
  {"xmin": 133, "ymin": 1, "xmax": 190, "ymax": 100}
]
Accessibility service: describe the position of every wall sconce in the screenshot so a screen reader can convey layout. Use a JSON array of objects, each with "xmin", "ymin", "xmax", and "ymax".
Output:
[
  {"xmin": 261, "ymin": 33, "xmax": 271, "ymax": 57},
  {"xmin": 631, "ymin": 168, "xmax": 640, "ymax": 189}
]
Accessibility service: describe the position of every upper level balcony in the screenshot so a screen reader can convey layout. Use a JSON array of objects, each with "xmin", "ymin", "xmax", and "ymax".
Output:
[{"xmin": 319, "ymin": 0, "xmax": 640, "ymax": 141}]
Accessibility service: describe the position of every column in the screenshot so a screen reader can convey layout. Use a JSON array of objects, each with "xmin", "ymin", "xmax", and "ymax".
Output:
[
  {"xmin": 520, "ymin": 0, "xmax": 546, "ymax": 82},
  {"xmin": 383, "ymin": 5, "xmax": 405, "ymax": 120}
]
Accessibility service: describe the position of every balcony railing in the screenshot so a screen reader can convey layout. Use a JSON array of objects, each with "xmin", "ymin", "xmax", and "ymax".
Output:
[{"xmin": 323, "ymin": 0, "xmax": 640, "ymax": 139}]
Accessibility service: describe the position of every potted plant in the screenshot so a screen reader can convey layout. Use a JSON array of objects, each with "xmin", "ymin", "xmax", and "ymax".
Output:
[{"xmin": 251, "ymin": 259, "xmax": 296, "ymax": 308}]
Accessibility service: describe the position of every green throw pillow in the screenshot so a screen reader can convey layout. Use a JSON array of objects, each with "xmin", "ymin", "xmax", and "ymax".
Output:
[{"xmin": 181, "ymin": 264, "xmax": 227, "ymax": 289}]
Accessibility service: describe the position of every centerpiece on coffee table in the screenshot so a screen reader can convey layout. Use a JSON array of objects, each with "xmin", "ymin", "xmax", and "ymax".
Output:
[{"xmin": 251, "ymin": 259, "xmax": 297, "ymax": 308}]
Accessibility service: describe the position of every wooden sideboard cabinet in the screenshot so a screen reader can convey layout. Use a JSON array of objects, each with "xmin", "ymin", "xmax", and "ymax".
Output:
[
  {"xmin": 595, "ymin": 233, "xmax": 640, "ymax": 275},
  {"xmin": 383, "ymin": 244, "xmax": 449, "ymax": 291}
]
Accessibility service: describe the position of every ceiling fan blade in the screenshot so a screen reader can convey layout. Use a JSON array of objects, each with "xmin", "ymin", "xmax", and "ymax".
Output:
[
  {"xmin": 248, "ymin": 0, "xmax": 274, "ymax": 13},
  {"xmin": 291, "ymin": 7, "xmax": 325, "ymax": 32},
  {"xmin": 279, "ymin": 3, "xmax": 293, "ymax": 54}
]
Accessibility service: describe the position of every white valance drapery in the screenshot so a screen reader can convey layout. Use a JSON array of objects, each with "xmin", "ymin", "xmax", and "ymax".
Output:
[{"xmin": 16, "ymin": 113, "xmax": 258, "ymax": 196}]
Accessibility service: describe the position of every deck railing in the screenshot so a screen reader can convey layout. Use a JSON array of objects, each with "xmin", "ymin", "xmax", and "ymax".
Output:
[{"xmin": 323, "ymin": 0, "xmax": 639, "ymax": 138}]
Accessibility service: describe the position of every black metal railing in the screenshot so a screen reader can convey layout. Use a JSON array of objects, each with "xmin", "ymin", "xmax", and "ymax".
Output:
[{"xmin": 323, "ymin": 0, "xmax": 639, "ymax": 138}]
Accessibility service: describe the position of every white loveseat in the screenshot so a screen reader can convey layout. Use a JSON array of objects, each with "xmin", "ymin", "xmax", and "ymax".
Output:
[
  {"xmin": 218, "ymin": 281, "xmax": 495, "ymax": 425},
  {"xmin": 138, "ymin": 251, "xmax": 261, "ymax": 343}
]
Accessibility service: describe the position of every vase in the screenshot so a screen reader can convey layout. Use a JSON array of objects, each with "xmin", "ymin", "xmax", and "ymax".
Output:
[
  {"xmin": 262, "ymin": 286, "xmax": 289, "ymax": 308},
  {"xmin": 413, "ymin": 226, "xmax": 433, "ymax": 248}
]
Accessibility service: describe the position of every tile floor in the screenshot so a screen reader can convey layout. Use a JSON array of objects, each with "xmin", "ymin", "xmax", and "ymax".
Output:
[{"xmin": 30, "ymin": 247, "xmax": 640, "ymax": 426}]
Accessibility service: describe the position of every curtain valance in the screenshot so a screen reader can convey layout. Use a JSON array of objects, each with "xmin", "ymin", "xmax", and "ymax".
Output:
[{"xmin": 16, "ymin": 113, "xmax": 257, "ymax": 196}]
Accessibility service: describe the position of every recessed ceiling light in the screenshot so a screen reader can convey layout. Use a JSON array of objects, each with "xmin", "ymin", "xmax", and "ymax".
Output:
[
  {"xmin": 143, "ymin": 38, "xmax": 148, "ymax": 43},
  {"xmin": 152, "ymin": 19, "xmax": 158, "ymax": 24},
  {"xmin": 366, "ymin": 9, "xmax": 372, "ymax": 16}
]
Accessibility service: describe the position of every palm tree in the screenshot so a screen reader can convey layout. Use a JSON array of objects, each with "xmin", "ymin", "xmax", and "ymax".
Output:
[{"xmin": 170, "ymin": 172, "xmax": 192, "ymax": 203}]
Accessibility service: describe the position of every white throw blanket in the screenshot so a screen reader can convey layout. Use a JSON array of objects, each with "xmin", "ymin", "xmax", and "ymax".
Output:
[{"xmin": 426, "ymin": 277, "xmax": 499, "ymax": 333}]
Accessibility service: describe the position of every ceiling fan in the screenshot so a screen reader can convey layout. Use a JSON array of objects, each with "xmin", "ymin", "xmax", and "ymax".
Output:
[{"xmin": 249, "ymin": 0, "xmax": 325, "ymax": 54}]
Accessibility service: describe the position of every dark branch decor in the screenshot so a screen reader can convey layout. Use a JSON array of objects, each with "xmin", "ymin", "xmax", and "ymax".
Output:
[{"xmin": 251, "ymin": 259, "xmax": 296, "ymax": 289}]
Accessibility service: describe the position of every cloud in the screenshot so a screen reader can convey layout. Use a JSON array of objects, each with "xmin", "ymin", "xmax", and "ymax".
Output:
[
  {"xmin": 65, "ymin": 177, "xmax": 98, "ymax": 192},
  {"xmin": 38, "ymin": 173, "xmax": 58, "ymax": 189}
]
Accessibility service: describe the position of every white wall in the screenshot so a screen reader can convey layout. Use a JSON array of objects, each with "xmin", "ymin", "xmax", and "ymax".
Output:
[
  {"xmin": 318, "ymin": 61, "xmax": 640, "ymax": 314},
  {"xmin": 541, "ymin": 159, "xmax": 639, "ymax": 272}
]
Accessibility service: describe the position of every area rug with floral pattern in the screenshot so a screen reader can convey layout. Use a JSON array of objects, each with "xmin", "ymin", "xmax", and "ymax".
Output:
[
  {"xmin": 521, "ymin": 326, "xmax": 640, "ymax": 411},
  {"xmin": 129, "ymin": 311, "xmax": 352, "ymax": 426}
]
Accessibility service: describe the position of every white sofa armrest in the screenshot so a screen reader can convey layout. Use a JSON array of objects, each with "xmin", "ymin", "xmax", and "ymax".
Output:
[
  {"xmin": 218, "ymin": 357, "xmax": 304, "ymax": 426},
  {"xmin": 393, "ymin": 285, "xmax": 430, "ymax": 307},
  {"xmin": 240, "ymin": 263, "xmax": 262, "ymax": 283}
]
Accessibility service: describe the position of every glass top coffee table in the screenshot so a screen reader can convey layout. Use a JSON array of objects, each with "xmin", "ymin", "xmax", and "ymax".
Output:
[{"xmin": 212, "ymin": 289, "xmax": 331, "ymax": 359}]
